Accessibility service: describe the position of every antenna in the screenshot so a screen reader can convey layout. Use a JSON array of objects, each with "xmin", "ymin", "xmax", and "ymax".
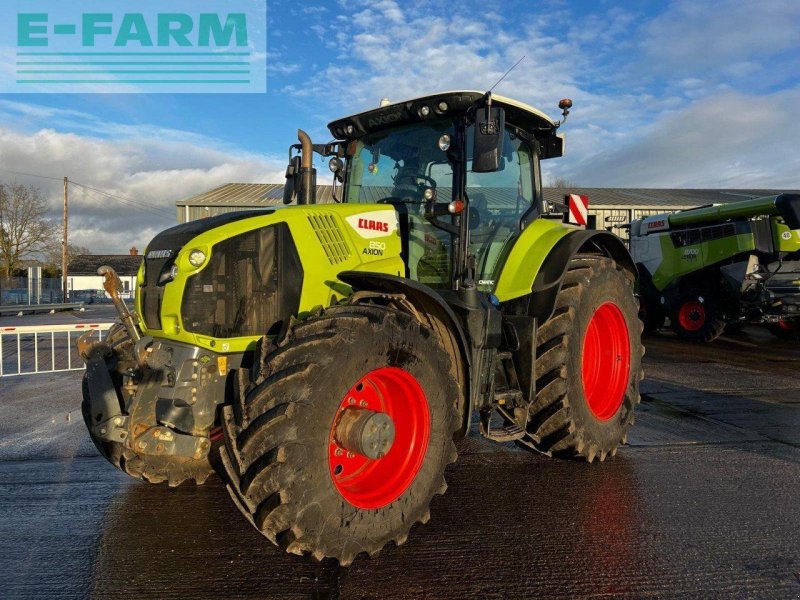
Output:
[{"xmin": 487, "ymin": 55, "xmax": 526, "ymax": 94}]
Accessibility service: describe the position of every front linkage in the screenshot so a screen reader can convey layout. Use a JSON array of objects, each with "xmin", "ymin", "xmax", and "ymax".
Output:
[{"xmin": 78, "ymin": 266, "xmax": 226, "ymax": 485}]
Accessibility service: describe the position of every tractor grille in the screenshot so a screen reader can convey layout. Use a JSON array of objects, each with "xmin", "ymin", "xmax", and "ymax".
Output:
[
  {"xmin": 141, "ymin": 255, "xmax": 174, "ymax": 330},
  {"xmin": 308, "ymin": 214, "xmax": 351, "ymax": 265},
  {"xmin": 180, "ymin": 223, "xmax": 303, "ymax": 338}
]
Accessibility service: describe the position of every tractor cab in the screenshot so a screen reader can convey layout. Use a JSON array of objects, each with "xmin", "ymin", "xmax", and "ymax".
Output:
[{"xmin": 288, "ymin": 91, "xmax": 568, "ymax": 293}]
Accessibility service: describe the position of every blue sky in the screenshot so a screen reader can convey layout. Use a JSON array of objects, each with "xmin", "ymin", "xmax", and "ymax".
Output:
[{"xmin": 0, "ymin": 0, "xmax": 799, "ymax": 252}]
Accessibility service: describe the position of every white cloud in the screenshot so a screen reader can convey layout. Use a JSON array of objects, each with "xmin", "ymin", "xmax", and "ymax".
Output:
[
  {"xmin": 0, "ymin": 111, "xmax": 286, "ymax": 254},
  {"xmin": 285, "ymin": 0, "xmax": 800, "ymax": 190},
  {"xmin": 560, "ymin": 89, "xmax": 800, "ymax": 188},
  {"xmin": 640, "ymin": 0, "xmax": 800, "ymax": 75}
]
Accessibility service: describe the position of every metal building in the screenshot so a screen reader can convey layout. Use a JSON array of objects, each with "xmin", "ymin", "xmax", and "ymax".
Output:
[{"xmin": 176, "ymin": 184, "xmax": 798, "ymax": 240}]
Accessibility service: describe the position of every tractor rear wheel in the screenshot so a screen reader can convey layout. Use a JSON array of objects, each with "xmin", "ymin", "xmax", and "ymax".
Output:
[
  {"xmin": 81, "ymin": 324, "xmax": 217, "ymax": 486},
  {"xmin": 670, "ymin": 291, "xmax": 726, "ymax": 342},
  {"xmin": 523, "ymin": 254, "xmax": 643, "ymax": 461},
  {"xmin": 220, "ymin": 305, "xmax": 459, "ymax": 564}
]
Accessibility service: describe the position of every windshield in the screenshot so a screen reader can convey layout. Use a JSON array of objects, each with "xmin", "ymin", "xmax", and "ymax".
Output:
[{"xmin": 345, "ymin": 121, "xmax": 456, "ymax": 204}]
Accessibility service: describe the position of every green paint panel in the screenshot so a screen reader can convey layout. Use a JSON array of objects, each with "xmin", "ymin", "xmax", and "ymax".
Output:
[
  {"xmin": 651, "ymin": 233, "xmax": 755, "ymax": 290},
  {"xmin": 492, "ymin": 219, "xmax": 571, "ymax": 302},
  {"xmin": 136, "ymin": 204, "xmax": 404, "ymax": 353},
  {"xmin": 773, "ymin": 217, "xmax": 800, "ymax": 252}
]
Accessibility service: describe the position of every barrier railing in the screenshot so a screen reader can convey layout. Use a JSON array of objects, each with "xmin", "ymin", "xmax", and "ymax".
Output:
[{"xmin": 0, "ymin": 323, "xmax": 114, "ymax": 377}]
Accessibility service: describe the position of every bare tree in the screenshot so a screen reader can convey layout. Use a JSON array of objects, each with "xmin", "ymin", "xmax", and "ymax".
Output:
[
  {"xmin": 43, "ymin": 242, "xmax": 93, "ymax": 273},
  {"xmin": 0, "ymin": 183, "xmax": 56, "ymax": 278},
  {"xmin": 547, "ymin": 176, "xmax": 579, "ymax": 189}
]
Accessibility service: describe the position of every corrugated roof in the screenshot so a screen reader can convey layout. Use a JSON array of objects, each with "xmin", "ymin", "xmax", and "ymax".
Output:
[
  {"xmin": 177, "ymin": 183, "xmax": 799, "ymax": 209},
  {"xmin": 176, "ymin": 183, "xmax": 336, "ymax": 207}
]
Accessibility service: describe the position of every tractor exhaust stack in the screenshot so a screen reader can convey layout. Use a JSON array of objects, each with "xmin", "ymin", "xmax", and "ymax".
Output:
[{"xmin": 297, "ymin": 129, "xmax": 316, "ymax": 205}]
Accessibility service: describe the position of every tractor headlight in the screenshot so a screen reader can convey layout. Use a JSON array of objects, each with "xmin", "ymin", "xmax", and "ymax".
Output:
[
  {"xmin": 158, "ymin": 264, "xmax": 179, "ymax": 285},
  {"xmin": 188, "ymin": 249, "xmax": 207, "ymax": 267}
]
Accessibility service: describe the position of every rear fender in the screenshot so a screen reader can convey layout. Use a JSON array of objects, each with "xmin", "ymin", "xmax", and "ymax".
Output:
[
  {"xmin": 507, "ymin": 230, "xmax": 637, "ymax": 323},
  {"xmin": 337, "ymin": 271, "xmax": 472, "ymax": 437}
]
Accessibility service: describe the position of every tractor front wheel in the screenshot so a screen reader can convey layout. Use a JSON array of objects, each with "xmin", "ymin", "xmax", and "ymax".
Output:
[
  {"xmin": 523, "ymin": 254, "xmax": 643, "ymax": 461},
  {"xmin": 220, "ymin": 305, "xmax": 459, "ymax": 564}
]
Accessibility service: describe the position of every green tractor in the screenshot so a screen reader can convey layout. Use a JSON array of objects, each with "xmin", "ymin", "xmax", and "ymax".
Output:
[
  {"xmin": 79, "ymin": 91, "xmax": 643, "ymax": 564},
  {"xmin": 630, "ymin": 194, "xmax": 800, "ymax": 342}
]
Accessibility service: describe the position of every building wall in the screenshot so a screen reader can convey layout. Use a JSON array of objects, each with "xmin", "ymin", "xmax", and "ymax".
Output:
[{"xmin": 68, "ymin": 275, "xmax": 137, "ymax": 299}]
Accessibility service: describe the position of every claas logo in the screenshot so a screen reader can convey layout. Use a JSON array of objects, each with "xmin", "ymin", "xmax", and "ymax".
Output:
[
  {"xmin": 648, "ymin": 219, "xmax": 666, "ymax": 229},
  {"xmin": 357, "ymin": 218, "xmax": 389, "ymax": 233}
]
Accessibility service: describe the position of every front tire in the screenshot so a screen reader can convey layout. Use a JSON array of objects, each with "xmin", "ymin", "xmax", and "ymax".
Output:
[
  {"xmin": 523, "ymin": 255, "xmax": 644, "ymax": 462},
  {"xmin": 220, "ymin": 305, "xmax": 460, "ymax": 564}
]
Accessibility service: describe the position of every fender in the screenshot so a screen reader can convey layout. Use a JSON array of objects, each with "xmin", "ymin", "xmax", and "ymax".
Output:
[
  {"xmin": 527, "ymin": 229, "xmax": 637, "ymax": 322},
  {"xmin": 337, "ymin": 271, "xmax": 472, "ymax": 436}
]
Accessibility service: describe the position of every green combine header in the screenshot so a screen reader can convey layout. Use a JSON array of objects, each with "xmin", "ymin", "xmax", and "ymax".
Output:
[{"xmin": 631, "ymin": 193, "xmax": 800, "ymax": 341}]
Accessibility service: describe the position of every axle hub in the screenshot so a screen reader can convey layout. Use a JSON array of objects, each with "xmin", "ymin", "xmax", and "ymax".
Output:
[{"xmin": 334, "ymin": 407, "xmax": 395, "ymax": 459}]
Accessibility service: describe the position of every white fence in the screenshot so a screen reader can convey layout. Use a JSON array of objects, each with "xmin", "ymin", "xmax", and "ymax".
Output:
[{"xmin": 0, "ymin": 323, "xmax": 114, "ymax": 377}]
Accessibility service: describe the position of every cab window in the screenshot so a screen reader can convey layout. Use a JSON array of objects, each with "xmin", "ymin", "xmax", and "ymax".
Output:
[{"xmin": 466, "ymin": 126, "xmax": 535, "ymax": 289}]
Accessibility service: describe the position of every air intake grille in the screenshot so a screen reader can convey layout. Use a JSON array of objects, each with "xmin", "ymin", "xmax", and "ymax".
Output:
[{"xmin": 308, "ymin": 214, "xmax": 351, "ymax": 265}]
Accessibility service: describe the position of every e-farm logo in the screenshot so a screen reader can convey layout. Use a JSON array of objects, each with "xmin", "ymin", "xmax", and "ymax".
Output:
[{"xmin": 2, "ymin": 1, "xmax": 266, "ymax": 93}]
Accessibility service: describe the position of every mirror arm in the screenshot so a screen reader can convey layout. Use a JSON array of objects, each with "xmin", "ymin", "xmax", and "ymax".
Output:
[{"xmin": 424, "ymin": 201, "xmax": 460, "ymax": 235}]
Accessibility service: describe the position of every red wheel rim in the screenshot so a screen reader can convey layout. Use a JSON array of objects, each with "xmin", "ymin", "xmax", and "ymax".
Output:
[
  {"xmin": 582, "ymin": 302, "xmax": 631, "ymax": 421},
  {"xmin": 328, "ymin": 367, "xmax": 430, "ymax": 509},
  {"xmin": 678, "ymin": 301, "xmax": 706, "ymax": 332}
]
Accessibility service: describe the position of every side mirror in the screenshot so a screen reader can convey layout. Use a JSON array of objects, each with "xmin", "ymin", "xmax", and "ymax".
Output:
[
  {"xmin": 282, "ymin": 155, "xmax": 301, "ymax": 204},
  {"xmin": 472, "ymin": 106, "xmax": 505, "ymax": 173}
]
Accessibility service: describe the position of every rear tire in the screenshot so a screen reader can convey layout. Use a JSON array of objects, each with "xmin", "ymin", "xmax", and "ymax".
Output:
[
  {"xmin": 81, "ymin": 324, "xmax": 216, "ymax": 486},
  {"xmin": 670, "ymin": 291, "xmax": 726, "ymax": 342},
  {"xmin": 220, "ymin": 305, "xmax": 460, "ymax": 564},
  {"xmin": 523, "ymin": 255, "xmax": 643, "ymax": 462}
]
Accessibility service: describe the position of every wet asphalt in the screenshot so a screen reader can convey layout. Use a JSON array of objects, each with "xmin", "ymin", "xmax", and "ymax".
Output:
[{"xmin": 0, "ymin": 327, "xmax": 798, "ymax": 599}]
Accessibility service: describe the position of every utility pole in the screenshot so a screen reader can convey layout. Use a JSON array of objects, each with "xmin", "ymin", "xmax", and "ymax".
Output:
[{"xmin": 62, "ymin": 176, "xmax": 68, "ymax": 302}]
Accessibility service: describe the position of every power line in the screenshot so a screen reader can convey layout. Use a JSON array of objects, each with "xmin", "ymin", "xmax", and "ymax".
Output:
[
  {"xmin": 0, "ymin": 167, "xmax": 176, "ymax": 218},
  {"xmin": 0, "ymin": 167, "xmax": 65, "ymax": 182},
  {"xmin": 69, "ymin": 181, "xmax": 174, "ymax": 218},
  {"xmin": 75, "ymin": 184, "xmax": 174, "ymax": 219}
]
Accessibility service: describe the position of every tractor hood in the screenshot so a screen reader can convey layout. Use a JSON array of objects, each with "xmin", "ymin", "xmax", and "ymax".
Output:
[{"xmin": 145, "ymin": 209, "xmax": 275, "ymax": 256}]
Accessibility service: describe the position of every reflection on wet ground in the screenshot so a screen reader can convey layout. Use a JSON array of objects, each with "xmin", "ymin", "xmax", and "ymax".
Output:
[{"xmin": 1, "ymin": 329, "xmax": 799, "ymax": 599}]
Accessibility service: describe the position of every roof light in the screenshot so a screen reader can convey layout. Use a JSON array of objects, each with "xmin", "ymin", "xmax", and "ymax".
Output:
[
  {"xmin": 419, "ymin": 105, "xmax": 430, "ymax": 117},
  {"xmin": 437, "ymin": 101, "xmax": 448, "ymax": 112},
  {"xmin": 345, "ymin": 124, "xmax": 355, "ymax": 136},
  {"xmin": 423, "ymin": 188, "xmax": 435, "ymax": 201},
  {"xmin": 438, "ymin": 134, "xmax": 451, "ymax": 151}
]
